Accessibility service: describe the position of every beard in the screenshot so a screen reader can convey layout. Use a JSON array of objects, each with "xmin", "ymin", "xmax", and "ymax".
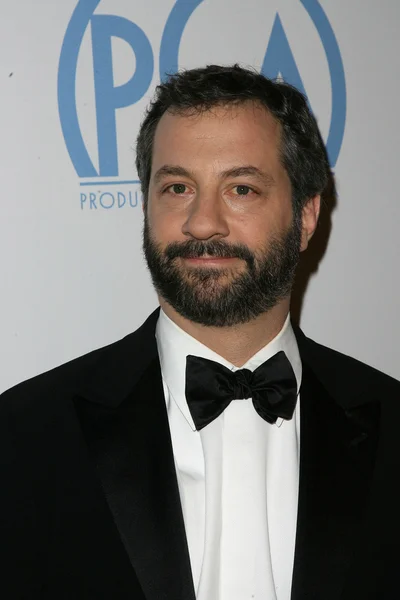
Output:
[{"xmin": 142, "ymin": 214, "xmax": 302, "ymax": 327}]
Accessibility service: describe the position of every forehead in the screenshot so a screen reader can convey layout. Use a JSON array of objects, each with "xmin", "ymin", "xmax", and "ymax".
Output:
[{"xmin": 151, "ymin": 102, "xmax": 283, "ymax": 172}]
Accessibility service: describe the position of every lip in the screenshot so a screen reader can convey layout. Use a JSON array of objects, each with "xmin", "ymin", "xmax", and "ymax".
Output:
[{"xmin": 183, "ymin": 256, "xmax": 238, "ymax": 266}]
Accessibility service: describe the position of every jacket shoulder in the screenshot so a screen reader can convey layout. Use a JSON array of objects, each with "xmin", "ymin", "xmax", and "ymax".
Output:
[
  {"xmin": 1, "ymin": 308, "xmax": 160, "ymax": 419},
  {"xmin": 1, "ymin": 309, "xmax": 160, "ymax": 410},
  {"xmin": 2, "ymin": 337, "xmax": 117, "ymax": 404},
  {"xmin": 297, "ymin": 329, "xmax": 400, "ymax": 407}
]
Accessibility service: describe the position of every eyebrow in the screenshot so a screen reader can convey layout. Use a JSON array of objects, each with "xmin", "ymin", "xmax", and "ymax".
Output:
[
  {"xmin": 220, "ymin": 166, "xmax": 276, "ymax": 187},
  {"xmin": 153, "ymin": 164, "xmax": 276, "ymax": 187},
  {"xmin": 153, "ymin": 165, "xmax": 194, "ymax": 184}
]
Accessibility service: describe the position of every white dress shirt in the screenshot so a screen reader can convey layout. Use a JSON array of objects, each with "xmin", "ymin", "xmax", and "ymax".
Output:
[{"xmin": 156, "ymin": 309, "xmax": 302, "ymax": 600}]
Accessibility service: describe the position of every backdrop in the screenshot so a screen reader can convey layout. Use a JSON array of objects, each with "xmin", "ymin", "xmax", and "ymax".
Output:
[{"xmin": 1, "ymin": 0, "xmax": 399, "ymax": 393}]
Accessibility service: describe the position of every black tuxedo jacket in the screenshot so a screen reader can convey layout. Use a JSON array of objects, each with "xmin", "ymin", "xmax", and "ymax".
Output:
[{"xmin": 1, "ymin": 309, "xmax": 399, "ymax": 599}]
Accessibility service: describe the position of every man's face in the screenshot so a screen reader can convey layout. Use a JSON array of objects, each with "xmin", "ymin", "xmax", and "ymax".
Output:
[{"xmin": 143, "ymin": 102, "xmax": 317, "ymax": 327}]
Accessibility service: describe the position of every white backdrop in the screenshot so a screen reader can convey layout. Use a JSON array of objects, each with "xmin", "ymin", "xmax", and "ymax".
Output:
[{"xmin": 1, "ymin": 0, "xmax": 399, "ymax": 393}]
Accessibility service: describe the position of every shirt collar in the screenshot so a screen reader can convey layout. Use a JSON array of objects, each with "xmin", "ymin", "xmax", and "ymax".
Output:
[{"xmin": 156, "ymin": 309, "xmax": 302, "ymax": 431}]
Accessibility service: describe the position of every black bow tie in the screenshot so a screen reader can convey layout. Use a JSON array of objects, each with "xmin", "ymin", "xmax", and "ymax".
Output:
[{"xmin": 185, "ymin": 351, "xmax": 298, "ymax": 431}]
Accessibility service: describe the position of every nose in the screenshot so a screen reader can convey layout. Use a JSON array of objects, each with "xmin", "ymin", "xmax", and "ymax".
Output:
[{"xmin": 181, "ymin": 193, "xmax": 230, "ymax": 241}]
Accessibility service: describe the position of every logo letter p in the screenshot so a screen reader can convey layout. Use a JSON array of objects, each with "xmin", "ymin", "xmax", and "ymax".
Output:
[{"xmin": 91, "ymin": 15, "xmax": 153, "ymax": 176}]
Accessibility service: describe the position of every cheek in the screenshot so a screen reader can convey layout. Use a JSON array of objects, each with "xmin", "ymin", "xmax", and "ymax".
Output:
[
  {"xmin": 228, "ymin": 216, "xmax": 266, "ymax": 252},
  {"xmin": 230, "ymin": 204, "xmax": 290, "ymax": 249},
  {"xmin": 147, "ymin": 205, "xmax": 185, "ymax": 244}
]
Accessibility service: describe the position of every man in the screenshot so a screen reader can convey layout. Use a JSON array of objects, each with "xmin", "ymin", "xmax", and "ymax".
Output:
[{"xmin": 1, "ymin": 65, "xmax": 399, "ymax": 600}]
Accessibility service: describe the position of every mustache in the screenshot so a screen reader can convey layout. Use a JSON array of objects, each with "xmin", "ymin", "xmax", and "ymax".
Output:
[{"xmin": 164, "ymin": 240, "xmax": 255, "ymax": 264}]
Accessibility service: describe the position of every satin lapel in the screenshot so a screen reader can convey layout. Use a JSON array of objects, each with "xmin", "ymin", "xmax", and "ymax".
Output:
[
  {"xmin": 291, "ymin": 363, "xmax": 380, "ymax": 600},
  {"xmin": 74, "ymin": 358, "xmax": 196, "ymax": 600}
]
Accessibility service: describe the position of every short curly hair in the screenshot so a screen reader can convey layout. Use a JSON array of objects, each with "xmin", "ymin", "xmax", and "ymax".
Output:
[{"xmin": 136, "ymin": 64, "xmax": 329, "ymax": 214}]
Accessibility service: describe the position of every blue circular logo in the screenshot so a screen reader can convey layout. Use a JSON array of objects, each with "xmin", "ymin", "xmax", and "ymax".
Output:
[{"xmin": 58, "ymin": 0, "xmax": 346, "ymax": 180}]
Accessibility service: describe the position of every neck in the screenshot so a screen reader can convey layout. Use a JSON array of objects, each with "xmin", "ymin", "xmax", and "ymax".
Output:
[{"xmin": 159, "ymin": 298, "xmax": 290, "ymax": 367}]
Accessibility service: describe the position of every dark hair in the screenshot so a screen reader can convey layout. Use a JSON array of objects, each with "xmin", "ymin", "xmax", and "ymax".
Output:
[{"xmin": 136, "ymin": 64, "xmax": 330, "ymax": 214}]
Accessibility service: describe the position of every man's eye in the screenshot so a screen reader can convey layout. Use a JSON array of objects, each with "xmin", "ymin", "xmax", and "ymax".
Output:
[
  {"xmin": 168, "ymin": 183, "xmax": 187, "ymax": 194},
  {"xmin": 234, "ymin": 185, "xmax": 252, "ymax": 196}
]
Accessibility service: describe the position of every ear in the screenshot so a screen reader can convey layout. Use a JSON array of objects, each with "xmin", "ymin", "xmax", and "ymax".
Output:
[{"xmin": 300, "ymin": 195, "xmax": 321, "ymax": 252}]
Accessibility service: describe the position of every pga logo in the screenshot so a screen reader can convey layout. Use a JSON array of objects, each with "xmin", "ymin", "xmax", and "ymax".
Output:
[{"xmin": 57, "ymin": 0, "xmax": 346, "ymax": 210}]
